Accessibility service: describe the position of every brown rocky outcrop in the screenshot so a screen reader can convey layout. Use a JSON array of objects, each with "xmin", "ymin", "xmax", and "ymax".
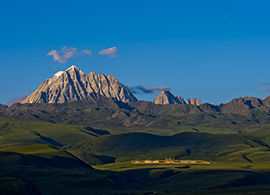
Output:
[
  {"xmin": 154, "ymin": 90, "xmax": 185, "ymax": 105},
  {"xmin": 186, "ymin": 98, "xmax": 202, "ymax": 106}
]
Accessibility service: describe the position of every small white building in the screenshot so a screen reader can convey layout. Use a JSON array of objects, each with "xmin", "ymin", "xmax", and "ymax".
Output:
[{"xmin": 145, "ymin": 160, "xmax": 159, "ymax": 163}]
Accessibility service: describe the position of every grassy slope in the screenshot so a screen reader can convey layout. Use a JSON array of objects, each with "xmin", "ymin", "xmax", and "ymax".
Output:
[
  {"xmin": 94, "ymin": 162, "xmax": 270, "ymax": 194},
  {"xmin": 2, "ymin": 113, "xmax": 270, "ymax": 194},
  {"xmin": 4, "ymin": 141, "xmax": 270, "ymax": 194},
  {"xmin": 0, "ymin": 176, "xmax": 42, "ymax": 195},
  {"xmin": 0, "ymin": 142, "xmax": 135, "ymax": 195},
  {"xmin": 0, "ymin": 116, "xmax": 101, "ymax": 146}
]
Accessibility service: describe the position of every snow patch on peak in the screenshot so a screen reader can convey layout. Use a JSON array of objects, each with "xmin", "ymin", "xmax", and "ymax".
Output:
[
  {"xmin": 54, "ymin": 71, "xmax": 64, "ymax": 79},
  {"xmin": 48, "ymin": 71, "xmax": 64, "ymax": 85},
  {"xmin": 66, "ymin": 65, "xmax": 77, "ymax": 71}
]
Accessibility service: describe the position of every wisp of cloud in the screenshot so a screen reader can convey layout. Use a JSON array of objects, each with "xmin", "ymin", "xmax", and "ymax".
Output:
[
  {"xmin": 47, "ymin": 46, "xmax": 92, "ymax": 63},
  {"xmin": 260, "ymin": 87, "xmax": 270, "ymax": 91},
  {"xmin": 98, "ymin": 47, "xmax": 118, "ymax": 58},
  {"xmin": 128, "ymin": 85, "xmax": 170, "ymax": 94},
  {"xmin": 257, "ymin": 81, "xmax": 270, "ymax": 84}
]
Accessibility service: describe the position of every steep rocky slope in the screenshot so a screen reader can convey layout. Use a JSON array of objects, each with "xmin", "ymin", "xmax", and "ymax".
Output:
[
  {"xmin": 186, "ymin": 98, "xmax": 202, "ymax": 106},
  {"xmin": 153, "ymin": 90, "xmax": 201, "ymax": 105},
  {"xmin": 154, "ymin": 90, "xmax": 185, "ymax": 105},
  {"xmin": 0, "ymin": 104, "xmax": 7, "ymax": 112},
  {"xmin": 21, "ymin": 65, "xmax": 137, "ymax": 104}
]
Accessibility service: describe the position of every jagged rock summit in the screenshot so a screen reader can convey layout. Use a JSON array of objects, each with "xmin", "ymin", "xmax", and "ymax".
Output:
[
  {"xmin": 186, "ymin": 98, "xmax": 202, "ymax": 106},
  {"xmin": 154, "ymin": 90, "xmax": 185, "ymax": 105},
  {"xmin": 153, "ymin": 90, "xmax": 202, "ymax": 106},
  {"xmin": 21, "ymin": 65, "xmax": 137, "ymax": 104}
]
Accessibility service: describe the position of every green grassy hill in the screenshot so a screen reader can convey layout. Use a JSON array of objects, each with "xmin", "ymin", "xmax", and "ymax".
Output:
[
  {"xmin": 67, "ymin": 131, "xmax": 270, "ymax": 164},
  {"xmin": 0, "ymin": 116, "xmax": 105, "ymax": 146},
  {"xmin": 0, "ymin": 143, "xmax": 91, "ymax": 168}
]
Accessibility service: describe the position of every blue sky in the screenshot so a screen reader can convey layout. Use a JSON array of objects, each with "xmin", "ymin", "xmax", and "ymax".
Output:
[{"xmin": 1, "ymin": 0, "xmax": 270, "ymax": 105}]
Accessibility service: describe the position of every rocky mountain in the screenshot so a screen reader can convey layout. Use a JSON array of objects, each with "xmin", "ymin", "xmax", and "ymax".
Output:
[
  {"xmin": 219, "ymin": 96, "xmax": 269, "ymax": 115},
  {"xmin": 154, "ymin": 90, "xmax": 185, "ymax": 105},
  {"xmin": 186, "ymin": 98, "xmax": 202, "ymax": 106},
  {"xmin": 153, "ymin": 90, "xmax": 201, "ymax": 106},
  {"xmin": 0, "ymin": 103, "xmax": 7, "ymax": 112},
  {"xmin": 21, "ymin": 65, "xmax": 137, "ymax": 104}
]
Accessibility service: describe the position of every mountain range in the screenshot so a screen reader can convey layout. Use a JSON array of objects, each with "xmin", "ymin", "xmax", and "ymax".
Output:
[
  {"xmin": 20, "ymin": 65, "xmax": 203, "ymax": 106},
  {"xmin": 0, "ymin": 65, "xmax": 269, "ymax": 134}
]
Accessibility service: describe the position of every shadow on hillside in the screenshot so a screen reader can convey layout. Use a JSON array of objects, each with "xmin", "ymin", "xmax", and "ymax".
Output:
[
  {"xmin": 34, "ymin": 131, "xmax": 63, "ymax": 147},
  {"xmin": 95, "ymin": 155, "xmax": 116, "ymax": 164},
  {"xmin": 0, "ymin": 151, "xmax": 91, "ymax": 169},
  {"xmin": 85, "ymin": 127, "xmax": 110, "ymax": 135}
]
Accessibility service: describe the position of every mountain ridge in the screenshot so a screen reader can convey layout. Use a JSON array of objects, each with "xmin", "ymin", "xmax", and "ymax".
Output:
[{"xmin": 2, "ymin": 93, "xmax": 270, "ymax": 135}]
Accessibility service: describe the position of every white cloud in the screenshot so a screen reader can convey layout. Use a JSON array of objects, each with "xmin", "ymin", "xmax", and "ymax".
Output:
[
  {"xmin": 82, "ymin": 49, "xmax": 92, "ymax": 56},
  {"xmin": 260, "ymin": 87, "xmax": 270, "ymax": 91},
  {"xmin": 47, "ymin": 46, "xmax": 92, "ymax": 63},
  {"xmin": 257, "ymin": 81, "xmax": 270, "ymax": 84},
  {"xmin": 98, "ymin": 47, "xmax": 118, "ymax": 58}
]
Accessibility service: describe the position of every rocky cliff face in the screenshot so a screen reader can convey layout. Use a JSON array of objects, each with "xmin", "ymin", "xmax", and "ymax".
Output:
[
  {"xmin": 0, "ymin": 104, "xmax": 7, "ymax": 112},
  {"xmin": 219, "ymin": 97, "xmax": 265, "ymax": 115},
  {"xmin": 21, "ymin": 65, "xmax": 137, "ymax": 104},
  {"xmin": 177, "ymin": 96, "xmax": 185, "ymax": 104},
  {"xmin": 154, "ymin": 90, "xmax": 185, "ymax": 105},
  {"xmin": 186, "ymin": 98, "xmax": 202, "ymax": 106},
  {"xmin": 153, "ymin": 90, "xmax": 202, "ymax": 106}
]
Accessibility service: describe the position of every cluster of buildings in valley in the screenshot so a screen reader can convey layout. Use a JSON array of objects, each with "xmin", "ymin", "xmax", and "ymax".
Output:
[{"xmin": 131, "ymin": 158, "xmax": 210, "ymax": 164}]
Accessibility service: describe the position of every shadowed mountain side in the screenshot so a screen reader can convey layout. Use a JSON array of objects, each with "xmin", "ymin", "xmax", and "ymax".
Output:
[
  {"xmin": 219, "ymin": 97, "xmax": 264, "ymax": 115},
  {"xmin": 0, "ymin": 104, "xmax": 7, "ymax": 112},
  {"xmin": 129, "ymin": 101, "xmax": 218, "ymax": 116},
  {"xmin": 67, "ymin": 132, "xmax": 270, "ymax": 164},
  {"xmin": 262, "ymin": 96, "xmax": 270, "ymax": 107}
]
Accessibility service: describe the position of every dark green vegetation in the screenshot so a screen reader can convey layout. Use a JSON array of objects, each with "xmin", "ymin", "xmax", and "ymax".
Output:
[
  {"xmin": 0, "ymin": 142, "xmax": 137, "ymax": 195},
  {"xmin": 1, "ymin": 95, "xmax": 270, "ymax": 194}
]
